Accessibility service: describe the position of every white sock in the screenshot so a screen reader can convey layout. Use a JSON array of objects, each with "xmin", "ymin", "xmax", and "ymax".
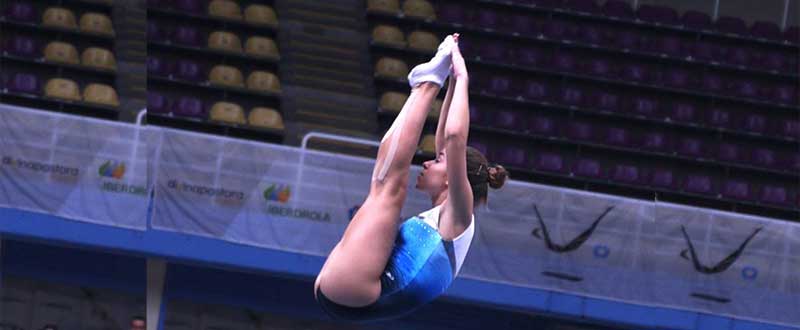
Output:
[{"xmin": 407, "ymin": 35, "xmax": 455, "ymax": 88}]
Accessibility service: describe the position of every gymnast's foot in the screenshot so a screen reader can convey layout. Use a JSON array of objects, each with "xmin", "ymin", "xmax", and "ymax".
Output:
[{"xmin": 407, "ymin": 34, "xmax": 456, "ymax": 88}]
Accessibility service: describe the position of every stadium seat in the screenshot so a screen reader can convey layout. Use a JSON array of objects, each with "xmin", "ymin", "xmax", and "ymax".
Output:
[
  {"xmin": 649, "ymin": 36, "xmax": 682, "ymax": 57},
  {"xmin": 750, "ymin": 21, "xmax": 782, "ymax": 40},
  {"xmin": 760, "ymin": 185, "xmax": 790, "ymax": 205},
  {"xmin": 670, "ymin": 101, "xmax": 697, "ymax": 123},
  {"xmin": 750, "ymin": 148, "xmax": 777, "ymax": 168},
  {"xmin": 662, "ymin": 68, "xmax": 694, "ymax": 89},
  {"xmin": 700, "ymin": 72, "xmax": 724, "ymax": 94},
  {"xmin": 543, "ymin": 20, "xmax": 577, "ymax": 41},
  {"xmin": 245, "ymin": 36, "xmax": 279, "ymax": 58},
  {"xmin": 210, "ymin": 101, "xmax": 246, "ymax": 125},
  {"xmin": 147, "ymin": 21, "xmax": 166, "ymax": 42},
  {"xmin": 208, "ymin": 0, "xmax": 242, "ymax": 20},
  {"xmin": 627, "ymin": 95, "xmax": 659, "ymax": 117},
  {"xmin": 438, "ymin": 3, "xmax": 468, "ymax": 25},
  {"xmin": 637, "ymin": 5, "xmax": 678, "ymax": 25},
  {"xmin": 42, "ymin": 7, "xmax": 77, "ymax": 29},
  {"xmin": 79, "ymin": 13, "xmax": 114, "ymax": 36},
  {"xmin": 403, "ymin": 0, "xmax": 435, "ymax": 20},
  {"xmin": 772, "ymin": 85, "xmax": 798, "ymax": 104},
  {"xmin": 602, "ymin": 0, "xmax": 634, "ymax": 19},
  {"xmin": 641, "ymin": 131, "xmax": 672, "ymax": 152},
  {"xmin": 467, "ymin": 139, "xmax": 489, "ymax": 156},
  {"xmin": 649, "ymin": 168, "xmax": 678, "ymax": 189},
  {"xmin": 515, "ymin": 46, "xmax": 548, "ymax": 67},
  {"xmin": 478, "ymin": 41, "xmax": 510, "ymax": 62},
  {"xmin": 44, "ymin": 41, "xmax": 80, "ymax": 65},
  {"xmin": 552, "ymin": 52, "xmax": 577, "ymax": 72},
  {"xmin": 492, "ymin": 110, "xmax": 524, "ymax": 130},
  {"xmin": 4, "ymin": 35, "xmax": 37, "ymax": 57},
  {"xmin": 379, "ymin": 92, "xmax": 407, "ymax": 113},
  {"xmin": 722, "ymin": 180, "xmax": 753, "ymax": 201},
  {"xmin": 44, "ymin": 78, "xmax": 81, "ymax": 101},
  {"xmin": 495, "ymin": 145, "xmax": 527, "ymax": 167},
  {"xmin": 605, "ymin": 127, "xmax": 631, "ymax": 147},
  {"xmin": 246, "ymin": 71, "xmax": 281, "ymax": 93},
  {"xmin": 574, "ymin": 158, "xmax": 606, "ymax": 179},
  {"xmin": 786, "ymin": 153, "xmax": 800, "ymax": 172},
  {"xmin": 528, "ymin": 115, "xmax": 559, "ymax": 136},
  {"xmin": 419, "ymin": 134, "xmax": 435, "ymax": 154},
  {"xmin": 681, "ymin": 10, "xmax": 712, "ymax": 30},
  {"xmin": 566, "ymin": 121, "xmax": 594, "ymax": 141},
  {"xmin": 83, "ymin": 83, "xmax": 119, "ymax": 107},
  {"xmin": 173, "ymin": 96, "xmax": 205, "ymax": 118},
  {"xmin": 522, "ymin": 79, "xmax": 550, "ymax": 101},
  {"xmin": 248, "ymin": 107, "xmax": 284, "ymax": 130},
  {"xmin": 9, "ymin": 73, "xmax": 40, "ymax": 94},
  {"xmin": 591, "ymin": 90, "xmax": 620, "ymax": 112},
  {"xmin": 367, "ymin": 0, "xmax": 400, "ymax": 14},
  {"xmin": 535, "ymin": 153, "xmax": 567, "ymax": 173},
  {"xmin": 559, "ymin": 85, "xmax": 584, "ymax": 106},
  {"xmin": 716, "ymin": 142, "xmax": 743, "ymax": 163},
  {"xmin": 684, "ymin": 174, "xmax": 716, "ymax": 195},
  {"xmin": 684, "ymin": 40, "xmax": 717, "ymax": 61},
  {"xmin": 726, "ymin": 46, "xmax": 751, "ymax": 66},
  {"xmin": 81, "ymin": 47, "xmax": 117, "ymax": 71},
  {"xmin": 209, "ymin": 65, "xmax": 244, "ymax": 87},
  {"xmin": 374, "ymin": 57, "xmax": 408, "ymax": 80},
  {"xmin": 473, "ymin": 10, "xmax": 499, "ymax": 30},
  {"xmin": 173, "ymin": 26, "xmax": 202, "ymax": 46},
  {"xmin": 145, "ymin": 55, "xmax": 166, "ymax": 75},
  {"xmin": 174, "ymin": 0, "xmax": 203, "ymax": 14},
  {"xmin": 741, "ymin": 113, "xmax": 767, "ymax": 134},
  {"xmin": 715, "ymin": 16, "xmax": 748, "ymax": 36},
  {"xmin": 613, "ymin": 29, "xmax": 640, "ymax": 50},
  {"xmin": 611, "ymin": 163, "xmax": 644, "ymax": 184},
  {"xmin": 504, "ymin": 13, "xmax": 536, "ymax": 35},
  {"xmin": 174, "ymin": 59, "xmax": 203, "ymax": 81},
  {"xmin": 208, "ymin": 31, "xmax": 242, "ymax": 53},
  {"xmin": 408, "ymin": 31, "xmax": 438, "ymax": 52},
  {"xmin": 676, "ymin": 137, "xmax": 706, "ymax": 158},
  {"xmin": 244, "ymin": 4, "xmax": 278, "ymax": 26},
  {"xmin": 4, "ymin": 2, "xmax": 36, "ymax": 23},
  {"xmin": 486, "ymin": 75, "xmax": 514, "ymax": 97},
  {"xmin": 756, "ymin": 50, "xmax": 787, "ymax": 71},
  {"xmin": 584, "ymin": 58, "xmax": 615, "ymax": 78},
  {"xmin": 707, "ymin": 107, "xmax": 733, "ymax": 129},
  {"xmin": 372, "ymin": 25, "xmax": 406, "ymax": 47},
  {"xmin": 469, "ymin": 104, "xmax": 485, "ymax": 126},
  {"xmin": 147, "ymin": 92, "xmax": 170, "ymax": 113},
  {"xmin": 779, "ymin": 119, "xmax": 800, "ymax": 139},
  {"xmin": 730, "ymin": 79, "xmax": 760, "ymax": 99},
  {"xmin": 621, "ymin": 63, "xmax": 651, "ymax": 83}
]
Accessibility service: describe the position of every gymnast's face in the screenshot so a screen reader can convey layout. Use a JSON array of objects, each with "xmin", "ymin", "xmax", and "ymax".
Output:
[{"xmin": 416, "ymin": 150, "xmax": 448, "ymax": 195}]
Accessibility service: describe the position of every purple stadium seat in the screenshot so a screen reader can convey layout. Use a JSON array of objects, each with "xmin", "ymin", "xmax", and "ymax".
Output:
[
  {"xmin": 742, "ymin": 113, "xmax": 767, "ymax": 134},
  {"xmin": 684, "ymin": 174, "xmax": 716, "ymax": 195},
  {"xmin": 663, "ymin": 69, "xmax": 694, "ymax": 89},
  {"xmin": 614, "ymin": 30, "xmax": 640, "ymax": 49},
  {"xmin": 492, "ymin": 110, "xmax": 524, "ymax": 130},
  {"xmin": 536, "ymin": 153, "xmax": 567, "ymax": 173},
  {"xmin": 565, "ymin": 0, "xmax": 600, "ymax": 14},
  {"xmin": 750, "ymin": 148, "xmax": 777, "ymax": 168},
  {"xmin": 784, "ymin": 26, "xmax": 799, "ymax": 44},
  {"xmin": 716, "ymin": 142, "xmax": 743, "ymax": 162},
  {"xmin": 731, "ymin": 79, "xmax": 760, "ymax": 99},
  {"xmin": 722, "ymin": 180, "xmax": 753, "ymax": 200},
  {"xmin": 495, "ymin": 145, "xmax": 528, "ymax": 167},
  {"xmin": 504, "ymin": 13, "xmax": 536, "ymax": 34},
  {"xmin": 584, "ymin": 58, "xmax": 615, "ymax": 77},
  {"xmin": 8, "ymin": 73, "xmax": 39, "ymax": 94},
  {"xmin": 641, "ymin": 131, "xmax": 672, "ymax": 152},
  {"xmin": 637, "ymin": 5, "xmax": 678, "ymax": 25},
  {"xmin": 4, "ymin": 2, "xmax": 36, "ymax": 23},
  {"xmin": 515, "ymin": 47, "xmax": 548, "ymax": 67},
  {"xmin": 147, "ymin": 21, "xmax": 165, "ymax": 42},
  {"xmin": 628, "ymin": 95, "xmax": 659, "ymax": 117},
  {"xmin": 174, "ymin": 59, "xmax": 202, "ymax": 81},
  {"xmin": 670, "ymin": 101, "xmax": 697, "ymax": 123},
  {"xmin": 649, "ymin": 35, "xmax": 682, "ymax": 56},
  {"xmin": 612, "ymin": 163, "xmax": 643, "ymax": 184},
  {"xmin": 553, "ymin": 52, "xmax": 577, "ymax": 72},
  {"xmin": 172, "ymin": 25, "xmax": 202, "ymax": 46},
  {"xmin": 681, "ymin": 10, "xmax": 712, "ymax": 30},
  {"xmin": 573, "ymin": 158, "xmax": 606, "ymax": 179},
  {"xmin": 566, "ymin": 121, "xmax": 594, "ymax": 140},
  {"xmin": 684, "ymin": 41, "xmax": 717, "ymax": 61},
  {"xmin": 468, "ymin": 139, "xmax": 489, "ymax": 156},
  {"xmin": 605, "ymin": 127, "xmax": 631, "ymax": 146},
  {"xmin": 772, "ymin": 85, "xmax": 798, "ymax": 105},
  {"xmin": 0, "ymin": 72, "xmax": 8, "ymax": 89},
  {"xmin": 479, "ymin": 41, "xmax": 510, "ymax": 62},
  {"xmin": 591, "ymin": 90, "xmax": 620, "ymax": 112},
  {"xmin": 715, "ymin": 16, "xmax": 748, "ymax": 36},
  {"xmin": 757, "ymin": 51, "xmax": 788, "ymax": 71},
  {"xmin": 173, "ymin": 96, "xmax": 205, "ymax": 118},
  {"xmin": 760, "ymin": 185, "xmax": 790, "ymax": 205},
  {"xmin": 5, "ymin": 35, "xmax": 37, "ymax": 57},
  {"xmin": 650, "ymin": 168, "xmax": 678, "ymax": 189},
  {"xmin": 779, "ymin": 119, "xmax": 800, "ymax": 139},
  {"xmin": 621, "ymin": 63, "xmax": 651, "ymax": 83},
  {"xmin": 469, "ymin": 104, "xmax": 484, "ymax": 126},
  {"xmin": 786, "ymin": 153, "xmax": 800, "ymax": 172},
  {"xmin": 580, "ymin": 25, "xmax": 606, "ymax": 45},
  {"xmin": 147, "ymin": 92, "xmax": 170, "ymax": 113},
  {"xmin": 677, "ymin": 137, "xmax": 706, "ymax": 158},
  {"xmin": 543, "ymin": 20, "xmax": 578, "ymax": 41},
  {"xmin": 750, "ymin": 21, "xmax": 782, "ymax": 41},
  {"xmin": 522, "ymin": 79, "xmax": 550, "ymax": 101},
  {"xmin": 147, "ymin": 56, "xmax": 172, "ymax": 76},
  {"xmin": 437, "ymin": 3, "xmax": 468, "ymax": 25},
  {"xmin": 559, "ymin": 85, "xmax": 584, "ymax": 106},
  {"xmin": 474, "ymin": 10, "xmax": 500, "ymax": 30},
  {"xmin": 486, "ymin": 75, "xmax": 514, "ymax": 97},
  {"xmin": 174, "ymin": 0, "xmax": 203, "ymax": 14},
  {"xmin": 700, "ymin": 72, "xmax": 724, "ymax": 94},
  {"xmin": 602, "ymin": 0, "xmax": 634, "ymax": 19},
  {"xmin": 528, "ymin": 115, "xmax": 559, "ymax": 136},
  {"xmin": 707, "ymin": 107, "xmax": 733, "ymax": 129},
  {"xmin": 726, "ymin": 47, "xmax": 752, "ymax": 66}
]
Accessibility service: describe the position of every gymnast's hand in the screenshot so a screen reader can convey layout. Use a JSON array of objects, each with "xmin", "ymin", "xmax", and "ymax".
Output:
[{"xmin": 451, "ymin": 34, "xmax": 468, "ymax": 82}]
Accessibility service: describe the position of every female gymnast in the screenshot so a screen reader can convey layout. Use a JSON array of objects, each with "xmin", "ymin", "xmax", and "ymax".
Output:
[{"xmin": 314, "ymin": 34, "xmax": 508, "ymax": 322}]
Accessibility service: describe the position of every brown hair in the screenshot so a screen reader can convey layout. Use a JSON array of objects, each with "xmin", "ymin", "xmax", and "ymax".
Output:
[{"xmin": 466, "ymin": 146, "xmax": 508, "ymax": 204}]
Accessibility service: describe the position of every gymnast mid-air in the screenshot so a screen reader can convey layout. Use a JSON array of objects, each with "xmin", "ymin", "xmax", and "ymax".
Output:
[{"xmin": 314, "ymin": 34, "xmax": 508, "ymax": 322}]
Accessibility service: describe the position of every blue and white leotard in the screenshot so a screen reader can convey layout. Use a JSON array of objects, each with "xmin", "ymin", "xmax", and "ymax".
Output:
[{"xmin": 316, "ymin": 205, "xmax": 475, "ymax": 322}]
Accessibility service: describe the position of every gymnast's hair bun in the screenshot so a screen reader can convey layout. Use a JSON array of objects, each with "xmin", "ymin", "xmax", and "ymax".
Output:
[{"xmin": 487, "ymin": 164, "xmax": 507, "ymax": 189}]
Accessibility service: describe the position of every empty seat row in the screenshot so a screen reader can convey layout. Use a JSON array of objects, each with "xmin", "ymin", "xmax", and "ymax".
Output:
[
  {"xmin": 3, "ymin": 3, "xmax": 115, "ymax": 36},
  {"xmin": 2, "ymin": 73, "xmax": 118, "ymax": 106},
  {"xmin": 437, "ymin": 0, "xmax": 799, "ymax": 44},
  {"xmin": 147, "ymin": 57, "xmax": 281, "ymax": 92},
  {"xmin": 367, "ymin": 0, "xmax": 435, "ymax": 20},
  {"xmin": 3, "ymin": 36, "xmax": 117, "ymax": 71},
  {"xmin": 372, "ymin": 25, "xmax": 440, "ymax": 52},
  {"xmin": 147, "ymin": 23, "xmax": 280, "ymax": 59},
  {"xmin": 147, "ymin": 92, "xmax": 284, "ymax": 130},
  {"xmin": 147, "ymin": 0, "xmax": 278, "ymax": 26}
]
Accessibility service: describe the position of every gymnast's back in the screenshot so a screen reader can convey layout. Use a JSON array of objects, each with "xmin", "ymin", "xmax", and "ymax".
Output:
[{"xmin": 315, "ymin": 205, "xmax": 475, "ymax": 322}]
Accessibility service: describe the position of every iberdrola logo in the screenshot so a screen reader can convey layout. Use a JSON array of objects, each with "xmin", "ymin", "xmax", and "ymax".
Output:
[
  {"xmin": 98, "ymin": 160, "xmax": 126, "ymax": 179},
  {"xmin": 263, "ymin": 184, "xmax": 291, "ymax": 203}
]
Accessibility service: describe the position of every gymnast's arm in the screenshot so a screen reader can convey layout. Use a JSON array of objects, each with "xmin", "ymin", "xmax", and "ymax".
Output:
[
  {"xmin": 435, "ymin": 75, "xmax": 456, "ymax": 155},
  {"xmin": 440, "ymin": 43, "xmax": 474, "ymax": 240}
]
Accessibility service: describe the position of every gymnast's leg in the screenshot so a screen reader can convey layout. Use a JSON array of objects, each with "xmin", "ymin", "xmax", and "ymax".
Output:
[{"xmin": 315, "ymin": 37, "xmax": 454, "ymax": 308}]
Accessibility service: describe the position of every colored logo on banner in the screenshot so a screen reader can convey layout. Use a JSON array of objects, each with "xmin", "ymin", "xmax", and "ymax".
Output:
[
  {"xmin": 263, "ymin": 184, "xmax": 291, "ymax": 204},
  {"xmin": 98, "ymin": 160, "xmax": 126, "ymax": 179}
]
